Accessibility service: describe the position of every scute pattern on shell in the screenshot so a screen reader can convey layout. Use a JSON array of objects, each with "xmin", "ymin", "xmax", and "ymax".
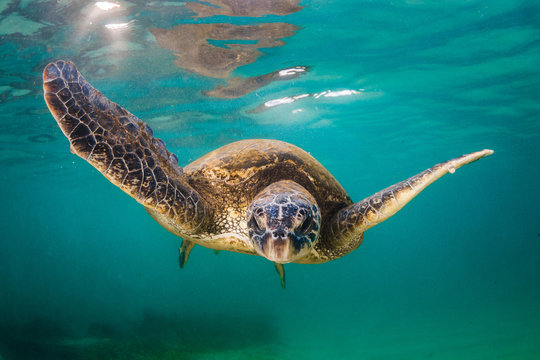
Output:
[{"xmin": 183, "ymin": 139, "xmax": 354, "ymax": 260}]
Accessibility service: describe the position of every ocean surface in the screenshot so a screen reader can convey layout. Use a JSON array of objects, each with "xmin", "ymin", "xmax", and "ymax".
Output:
[{"xmin": 1, "ymin": 0, "xmax": 539, "ymax": 359}]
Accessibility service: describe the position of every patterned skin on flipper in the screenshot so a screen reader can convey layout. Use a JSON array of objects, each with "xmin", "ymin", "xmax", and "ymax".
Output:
[
  {"xmin": 317, "ymin": 149, "xmax": 495, "ymax": 263},
  {"xmin": 43, "ymin": 60, "xmax": 211, "ymax": 234}
]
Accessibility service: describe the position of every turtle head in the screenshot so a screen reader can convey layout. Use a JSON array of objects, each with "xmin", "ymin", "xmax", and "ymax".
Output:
[{"xmin": 247, "ymin": 180, "xmax": 321, "ymax": 263}]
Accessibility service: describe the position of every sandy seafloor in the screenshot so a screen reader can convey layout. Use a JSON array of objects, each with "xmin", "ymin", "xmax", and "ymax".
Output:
[{"xmin": 0, "ymin": 0, "xmax": 539, "ymax": 359}]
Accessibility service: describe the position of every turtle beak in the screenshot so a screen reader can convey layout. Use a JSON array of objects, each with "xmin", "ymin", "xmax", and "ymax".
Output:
[
  {"xmin": 252, "ymin": 225, "xmax": 310, "ymax": 263},
  {"xmin": 264, "ymin": 227, "xmax": 297, "ymax": 263}
]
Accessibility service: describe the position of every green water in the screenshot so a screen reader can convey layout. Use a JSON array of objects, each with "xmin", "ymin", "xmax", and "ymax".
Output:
[{"xmin": 1, "ymin": 0, "xmax": 539, "ymax": 359}]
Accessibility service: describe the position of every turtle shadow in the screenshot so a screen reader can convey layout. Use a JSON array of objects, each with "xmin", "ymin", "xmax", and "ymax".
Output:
[
  {"xmin": 0, "ymin": 311, "xmax": 279, "ymax": 359},
  {"xmin": 0, "ymin": 317, "xmax": 77, "ymax": 360}
]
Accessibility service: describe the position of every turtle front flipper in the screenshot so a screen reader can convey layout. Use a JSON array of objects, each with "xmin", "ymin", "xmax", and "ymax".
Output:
[
  {"xmin": 43, "ymin": 60, "xmax": 212, "ymax": 233},
  {"xmin": 324, "ymin": 149, "xmax": 493, "ymax": 259}
]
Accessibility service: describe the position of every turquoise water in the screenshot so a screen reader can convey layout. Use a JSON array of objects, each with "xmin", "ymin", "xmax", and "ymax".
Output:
[{"xmin": 1, "ymin": 0, "xmax": 539, "ymax": 358}]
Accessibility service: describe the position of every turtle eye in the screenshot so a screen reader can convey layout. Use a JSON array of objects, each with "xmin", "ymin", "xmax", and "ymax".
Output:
[
  {"xmin": 248, "ymin": 214, "xmax": 262, "ymax": 232},
  {"xmin": 251, "ymin": 208, "xmax": 265, "ymax": 231},
  {"xmin": 255, "ymin": 208, "xmax": 265, "ymax": 218},
  {"xmin": 300, "ymin": 217, "xmax": 311, "ymax": 233},
  {"xmin": 298, "ymin": 209, "xmax": 312, "ymax": 233}
]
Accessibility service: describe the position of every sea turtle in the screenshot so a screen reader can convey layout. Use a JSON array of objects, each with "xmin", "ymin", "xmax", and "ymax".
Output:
[{"xmin": 43, "ymin": 60, "xmax": 493, "ymax": 287}]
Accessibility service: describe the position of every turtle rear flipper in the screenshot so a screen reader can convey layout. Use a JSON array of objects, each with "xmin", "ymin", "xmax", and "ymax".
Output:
[
  {"xmin": 274, "ymin": 263, "xmax": 285, "ymax": 289},
  {"xmin": 43, "ymin": 60, "xmax": 211, "ymax": 233},
  {"xmin": 178, "ymin": 239, "xmax": 196, "ymax": 268}
]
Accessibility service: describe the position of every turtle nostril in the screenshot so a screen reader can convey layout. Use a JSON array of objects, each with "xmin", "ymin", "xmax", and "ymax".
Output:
[{"xmin": 273, "ymin": 229, "xmax": 287, "ymax": 239}]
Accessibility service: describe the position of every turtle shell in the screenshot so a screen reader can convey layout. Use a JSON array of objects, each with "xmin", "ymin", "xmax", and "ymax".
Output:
[{"xmin": 184, "ymin": 139, "xmax": 353, "ymax": 234}]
